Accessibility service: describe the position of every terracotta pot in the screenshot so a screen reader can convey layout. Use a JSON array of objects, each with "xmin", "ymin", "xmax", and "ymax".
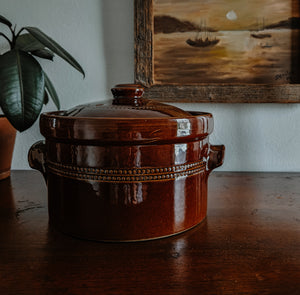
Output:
[
  {"xmin": 0, "ymin": 116, "xmax": 16, "ymax": 181},
  {"xmin": 28, "ymin": 84, "xmax": 225, "ymax": 241}
]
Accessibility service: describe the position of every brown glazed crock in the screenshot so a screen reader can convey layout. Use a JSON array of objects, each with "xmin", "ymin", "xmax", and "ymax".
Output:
[{"xmin": 28, "ymin": 84, "xmax": 224, "ymax": 241}]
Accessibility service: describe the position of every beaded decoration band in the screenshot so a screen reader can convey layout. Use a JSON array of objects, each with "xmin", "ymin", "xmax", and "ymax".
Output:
[{"xmin": 47, "ymin": 160, "xmax": 206, "ymax": 183}]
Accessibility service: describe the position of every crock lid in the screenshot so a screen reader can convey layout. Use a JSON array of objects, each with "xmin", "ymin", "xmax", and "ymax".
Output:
[{"xmin": 40, "ymin": 84, "xmax": 213, "ymax": 144}]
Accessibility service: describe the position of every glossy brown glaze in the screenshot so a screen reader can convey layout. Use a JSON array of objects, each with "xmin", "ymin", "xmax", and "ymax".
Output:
[
  {"xmin": 29, "ymin": 84, "xmax": 224, "ymax": 241},
  {"xmin": 112, "ymin": 83, "xmax": 145, "ymax": 106},
  {"xmin": 1, "ymin": 171, "xmax": 300, "ymax": 294},
  {"xmin": 0, "ymin": 116, "xmax": 16, "ymax": 180}
]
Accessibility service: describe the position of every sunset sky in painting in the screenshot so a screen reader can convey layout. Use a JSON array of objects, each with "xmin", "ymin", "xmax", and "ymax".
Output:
[{"xmin": 154, "ymin": 0, "xmax": 297, "ymax": 31}]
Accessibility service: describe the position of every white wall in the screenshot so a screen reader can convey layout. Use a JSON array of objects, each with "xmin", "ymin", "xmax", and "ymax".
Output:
[{"xmin": 0, "ymin": 0, "xmax": 299, "ymax": 172}]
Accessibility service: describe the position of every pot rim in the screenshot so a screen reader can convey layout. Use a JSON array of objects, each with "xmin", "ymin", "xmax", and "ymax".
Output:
[
  {"xmin": 40, "ymin": 111, "xmax": 214, "ymax": 144},
  {"xmin": 40, "ymin": 110, "xmax": 212, "ymax": 120}
]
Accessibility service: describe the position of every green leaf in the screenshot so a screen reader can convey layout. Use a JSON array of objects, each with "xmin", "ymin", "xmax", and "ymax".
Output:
[
  {"xmin": 16, "ymin": 34, "xmax": 54, "ymax": 60},
  {"xmin": 31, "ymin": 49, "xmax": 54, "ymax": 61},
  {"xmin": 25, "ymin": 27, "xmax": 85, "ymax": 77},
  {"xmin": 0, "ymin": 15, "xmax": 12, "ymax": 28},
  {"xmin": 15, "ymin": 33, "xmax": 45, "ymax": 52},
  {"xmin": 0, "ymin": 50, "xmax": 45, "ymax": 132},
  {"xmin": 44, "ymin": 72, "xmax": 60, "ymax": 110}
]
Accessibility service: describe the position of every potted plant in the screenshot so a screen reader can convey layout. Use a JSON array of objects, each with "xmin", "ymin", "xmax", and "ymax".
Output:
[{"xmin": 0, "ymin": 14, "xmax": 84, "ymax": 180}]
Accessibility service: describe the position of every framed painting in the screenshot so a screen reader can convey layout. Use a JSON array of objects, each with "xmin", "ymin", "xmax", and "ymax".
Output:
[{"xmin": 135, "ymin": 0, "xmax": 300, "ymax": 102}]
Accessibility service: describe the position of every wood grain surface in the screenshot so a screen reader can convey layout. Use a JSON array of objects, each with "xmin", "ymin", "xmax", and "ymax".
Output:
[{"xmin": 0, "ymin": 171, "xmax": 299, "ymax": 294}]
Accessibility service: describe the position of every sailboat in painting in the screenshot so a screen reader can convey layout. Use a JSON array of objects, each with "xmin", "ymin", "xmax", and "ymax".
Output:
[
  {"xmin": 251, "ymin": 18, "xmax": 271, "ymax": 39},
  {"xmin": 186, "ymin": 20, "xmax": 219, "ymax": 47}
]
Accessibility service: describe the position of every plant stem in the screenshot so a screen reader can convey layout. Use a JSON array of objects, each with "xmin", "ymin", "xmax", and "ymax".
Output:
[
  {"xmin": 10, "ymin": 27, "xmax": 25, "ymax": 50},
  {"xmin": 0, "ymin": 32, "xmax": 12, "ymax": 47},
  {"xmin": 15, "ymin": 27, "xmax": 25, "ymax": 39},
  {"xmin": 9, "ymin": 25, "xmax": 17, "ymax": 49}
]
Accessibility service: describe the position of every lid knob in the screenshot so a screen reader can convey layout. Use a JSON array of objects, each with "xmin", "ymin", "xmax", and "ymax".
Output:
[{"xmin": 111, "ymin": 84, "xmax": 144, "ymax": 106}]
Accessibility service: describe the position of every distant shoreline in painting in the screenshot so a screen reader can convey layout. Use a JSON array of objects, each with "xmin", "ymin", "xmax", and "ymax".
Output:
[{"xmin": 153, "ymin": 0, "xmax": 300, "ymax": 85}]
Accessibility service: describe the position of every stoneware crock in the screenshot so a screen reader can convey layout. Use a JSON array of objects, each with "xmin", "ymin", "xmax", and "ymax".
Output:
[{"xmin": 28, "ymin": 84, "xmax": 224, "ymax": 241}]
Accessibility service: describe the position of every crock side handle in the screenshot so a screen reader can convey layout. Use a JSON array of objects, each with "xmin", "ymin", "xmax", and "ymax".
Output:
[
  {"xmin": 208, "ymin": 144, "xmax": 225, "ymax": 172},
  {"xmin": 28, "ymin": 140, "xmax": 47, "ymax": 182}
]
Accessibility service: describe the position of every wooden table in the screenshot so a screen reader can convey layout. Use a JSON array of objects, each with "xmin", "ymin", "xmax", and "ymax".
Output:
[{"xmin": 0, "ymin": 171, "xmax": 299, "ymax": 295}]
